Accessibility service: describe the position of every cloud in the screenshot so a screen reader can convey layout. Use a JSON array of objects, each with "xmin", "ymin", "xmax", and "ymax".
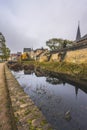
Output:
[{"xmin": 0, "ymin": 0, "xmax": 87, "ymax": 52}]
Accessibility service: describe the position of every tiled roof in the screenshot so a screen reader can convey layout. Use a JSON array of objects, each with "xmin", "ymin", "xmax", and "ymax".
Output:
[
  {"xmin": 0, "ymin": 32, "xmax": 2, "ymax": 35},
  {"xmin": 23, "ymin": 48, "xmax": 31, "ymax": 52},
  {"xmin": 81, "ymin": 34, "xmax": 87, "ymax": 40},
  {"xmin": 76, "ymin": 34, "xmax": 87, "ymax": 43}
]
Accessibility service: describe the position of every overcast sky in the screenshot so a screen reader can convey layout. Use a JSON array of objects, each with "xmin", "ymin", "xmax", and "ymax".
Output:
[{"xmin": 0, "ymin": 0, "xmax": 87, "ymax": 53}]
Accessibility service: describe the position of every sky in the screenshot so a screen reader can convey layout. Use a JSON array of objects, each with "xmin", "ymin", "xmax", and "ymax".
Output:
[{"xmin": 0, "ymin": 0, "xmax": 87, "ymax": 53}]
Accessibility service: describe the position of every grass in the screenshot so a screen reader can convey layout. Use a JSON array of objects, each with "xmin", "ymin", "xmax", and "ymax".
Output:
[
  {"xmin": 22, "ymin": 61, "xmax": 87, "ymax": 79},
  {"xmin": 15, "ymin": 116, "xmax": 19, "ymax": 123},
  {"xmin": 24, "ymin": 109, "xmax": 31, "ymax": 115},
  {"xmin": 41, "ymin": 120, "xmax": 47, "ymax": 126},
  {"xmin": 20, "ymin": 99, "xmax": 25, "ymax": 104}
]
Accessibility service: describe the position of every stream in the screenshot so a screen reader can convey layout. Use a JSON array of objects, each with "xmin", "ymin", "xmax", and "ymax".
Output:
[{"xmin": 12, "ymin": 70, "xmax": 87, "ymax": 130}]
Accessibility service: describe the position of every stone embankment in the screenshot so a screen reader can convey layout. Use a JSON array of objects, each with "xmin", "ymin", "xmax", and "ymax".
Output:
[
  {"xmin": 64, "ymin": 48, "xmax": 87, "ymax": 63},
  {"xmin": 0, "ymin": 63, "xmax": 14, "ymax": 130},
  {"xmin": 50, "ymin": 48, "xmax": 87, "ymax": 63},
  {"xmin": 0, "ymin": 63, "xmax": 52, "ymax": 130}
]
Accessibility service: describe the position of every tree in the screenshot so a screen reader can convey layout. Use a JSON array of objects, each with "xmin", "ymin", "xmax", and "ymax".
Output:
[
  {"xmin": 0, "ymin": 33, "xmax": 10, "ymax": 61},
  {"xmin": 46, "ymin": 38, "xmax": 73, "ymax": 50},
  {"xmin": 1, "ymin": 45, "xmax": 10, "ymax": 61}
]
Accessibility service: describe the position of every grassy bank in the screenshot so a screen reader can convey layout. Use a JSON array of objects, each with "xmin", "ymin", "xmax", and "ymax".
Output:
[{"xmin": 22, "ymin": 61, "xmax": 87, "ymax": 80}]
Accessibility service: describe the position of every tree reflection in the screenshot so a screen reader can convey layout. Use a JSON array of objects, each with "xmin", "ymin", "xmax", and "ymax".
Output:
[
  {"xmin": 46, "ymin": 77, "xmax": 63, "ymax": 85},
  {"xmin": 24, "ymin": 69, "xmax": 33, "ymax": 75},
  {"xmin": 35, "ymin": 71, "xmax": 44, "ymax": 77},
  {"xmin": 23, "ymin": 68, "xmax": 87, "ymax": 94}
]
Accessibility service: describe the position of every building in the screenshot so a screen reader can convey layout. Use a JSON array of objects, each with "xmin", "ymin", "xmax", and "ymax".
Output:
[
  {"xmin": 10, "ymin": 53, "xmax": 18, "ymax": 61},
  {"xmin": 33, "ymin": 48, "xmax": 48, "ymax": 61},
  {"xmin": 23, "ymin": 48, "xmax": 31, "ymax": 53},
  {"xmin": 50, "ymin": 23, "xmax": 87, "ymax": 63},
  {"xmin": 17, "ymin": 52, "xmax": 22, "ymax": 56},
  {"xmin": 75, "ymin": 23, "xmax": 87, "ymax": 46},
  {"xmin": 76, "ymin": 22, "xmax": 81, "ymax": 42}
]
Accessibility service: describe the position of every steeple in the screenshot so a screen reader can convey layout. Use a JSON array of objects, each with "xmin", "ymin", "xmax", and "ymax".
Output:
[{"xmin": 76, "ymin": 21, "xmax": 81, "ymax": 41}]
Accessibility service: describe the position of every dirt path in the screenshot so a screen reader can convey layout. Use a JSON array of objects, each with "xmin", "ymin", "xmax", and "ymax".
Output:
[{"xmin": 0, "ymin": 63, "xmax": 11, "ymax": 130}]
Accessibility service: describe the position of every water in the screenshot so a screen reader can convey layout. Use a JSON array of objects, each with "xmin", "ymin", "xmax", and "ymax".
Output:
[{"xmin": 12, "ymin": 70, "xmax": 87, "ymax": 130}]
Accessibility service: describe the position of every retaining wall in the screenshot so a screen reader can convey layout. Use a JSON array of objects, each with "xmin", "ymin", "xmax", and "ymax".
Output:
[{"xmin": 5, "ymin": 65, "xmax": 52, "ymax": 130}]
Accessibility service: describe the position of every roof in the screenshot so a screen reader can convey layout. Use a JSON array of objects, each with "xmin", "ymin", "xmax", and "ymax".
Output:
[
  {"xmin": 81, "ymin": 34, "xmax": 87, "ymax": 40},
  {"xmin": 23, "ymin": 48, "xmax": 31, "ymax": 52},
  {"xmin": 34, "ymin": 48, "xmax": 48, "ymax": 52},
  {"xmin": 0, "ymin": 32, "xmax": 2, "ymax": 35},
  {"xmin": 76, "ymin": 34, "xmax": 87, "ymax": 43}
]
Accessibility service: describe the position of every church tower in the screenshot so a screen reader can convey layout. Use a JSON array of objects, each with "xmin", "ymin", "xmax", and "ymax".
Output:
[{"xmin": 76, "ymin": 22, "xmax": 81, "ymax": 41}]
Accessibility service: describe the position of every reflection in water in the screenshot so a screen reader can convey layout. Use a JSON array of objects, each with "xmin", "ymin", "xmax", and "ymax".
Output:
[
  {"xmin": 75, "ymin": 86, "xmax": 79, "ymax": 97},
  {"xmin": 24, "ymin": 70, "xmax": 33, "ymax": 75},
  {"xmin": 12, "ymin": 69, "xmax": 87, "ymax": 130},
  {"xmin": 46, "ymin": 77, "xmax": 63, "ymax": 85},
  {"xmin": 29, "ymin": 69, "xmax": 86, "ymax": 97}
]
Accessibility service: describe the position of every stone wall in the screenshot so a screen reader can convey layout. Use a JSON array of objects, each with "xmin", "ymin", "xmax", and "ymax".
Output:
[
  {"xmin": 50, "ymin": 48, "xmax": 87, "ymax": 63},
  {"xmin": 39, "ymin": 55, "xmax": 48, "ymax": 62},
  {"xmin": 5, "ymin": 65, "xmax": 52, "ymax": 130},
  {"xmin": 50, "ymin": 53, "xmax": 60, "ymax": 62},
  {"xmin": 64, "ymin": 48, "xmax": 87, "ymax": 63}
]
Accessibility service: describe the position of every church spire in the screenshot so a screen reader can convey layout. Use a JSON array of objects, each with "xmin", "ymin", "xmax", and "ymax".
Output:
[{"xmin": 76, "ymin": 21, "xmax": 81, "ymax": 41}]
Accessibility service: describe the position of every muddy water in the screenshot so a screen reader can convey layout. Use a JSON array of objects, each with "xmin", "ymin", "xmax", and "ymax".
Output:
[{"xmin": 12, "ymin": 70, "xmax": 87, "ymax": 130}]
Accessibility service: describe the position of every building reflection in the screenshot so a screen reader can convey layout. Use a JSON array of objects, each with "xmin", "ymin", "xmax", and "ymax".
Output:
[{"xmin": 75, "ymin": 86, "xmax": 79, "ymax": 97}]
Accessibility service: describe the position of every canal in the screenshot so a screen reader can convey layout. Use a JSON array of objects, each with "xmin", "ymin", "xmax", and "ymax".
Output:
[{"xmin": 12, "ymin": 70, "xmax": 87, "ymax": 130}]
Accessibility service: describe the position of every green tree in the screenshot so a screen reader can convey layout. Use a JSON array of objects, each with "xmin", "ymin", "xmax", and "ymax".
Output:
[
  {"xmin": 46, "ymin": 38, "xmax": 73, "ymax": 50},
  {"xmin": 0, "ymin": 33, "xmax": 10, "ymax": 61},
  {"xmin": 1, "ymin": 44, "xmax": 10, "ymax": 61}
]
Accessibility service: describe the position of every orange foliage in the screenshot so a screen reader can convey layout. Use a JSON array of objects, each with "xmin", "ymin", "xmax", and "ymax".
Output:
[{"xmin": 21, "ymin": 53, "xmax": 28, "ymax": 60}]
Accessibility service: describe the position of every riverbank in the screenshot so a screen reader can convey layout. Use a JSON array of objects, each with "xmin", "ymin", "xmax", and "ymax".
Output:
[
  {"xmin": 21, "ymin": 61, "xmax": 87, "ymax": 81},
  {"xmin": 0, "ymin": 63, "xmax": 52, "ymax": 130},
  {"xmin": 8, "ymin": 61, "xmax": 87, "ymax": 130},
  {"xmin": 8, "ymin": 61, "xmax": 87, "ymax": 89},
  {"xmin": 21, "ymin": 61, "xmax": 87, "ymax": 91}
]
